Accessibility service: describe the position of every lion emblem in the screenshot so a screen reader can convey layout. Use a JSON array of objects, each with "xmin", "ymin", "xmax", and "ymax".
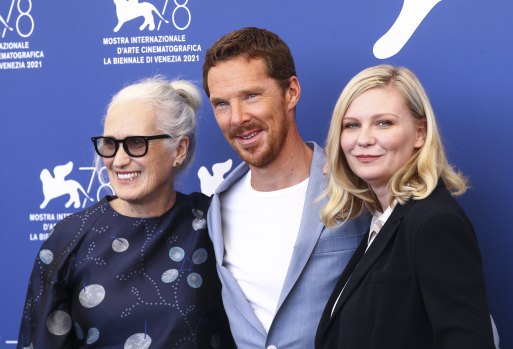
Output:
[
  {"xmin": 113, "ymin": 0, "xmax": 169, "ymax": 32},
  {"xmin": 40, "ymin": 161, "xmax": 93, "ymax": 209}
]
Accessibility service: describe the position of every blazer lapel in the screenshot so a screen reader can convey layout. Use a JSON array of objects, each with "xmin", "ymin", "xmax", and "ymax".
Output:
[
  {"xmin": 329, "ymin": 200, "xmax": 414, "ymax": 319},
  {"xmin": 208, "ymin": 161, "xmax": 249, "ymax": 265},
  {"xmin": 207, "ymin": 161, "xmax": 268, "ymax": 336},
  {"xmin": 276, "ymin": 143, "xmax": 326, "ymax": 309},
  {"xmin": 316, "ymin": 231, "xmax": 369, "ymax": 342}
]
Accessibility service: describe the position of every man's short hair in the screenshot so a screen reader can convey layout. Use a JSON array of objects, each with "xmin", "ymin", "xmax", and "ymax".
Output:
[{"xmin": 202, "ymin": 27, "xmax": 296, "ymax": 97}]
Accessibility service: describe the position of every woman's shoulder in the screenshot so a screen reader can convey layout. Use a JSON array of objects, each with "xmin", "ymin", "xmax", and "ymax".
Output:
[
  {"xmin": 43, "ymin": 197, "xmax": 112, "ymax": 247},
  {"xmin": 408, "ymin": 181, "xmax": 467, "ymax": 218},
  {"xmin": 403, "ymin": 182, "xmax": 475, "ymax": 241},
  {"xmin": 176, "ymin": 191, "xmax": 211, "ymax": 212}
]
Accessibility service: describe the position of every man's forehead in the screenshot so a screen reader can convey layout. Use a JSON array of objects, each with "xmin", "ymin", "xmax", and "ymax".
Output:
[
  {"xmin": 209, "ymin": 55, "xmax": 267, "ymax": 76},
  {"xmin": 208, "ymin": 58, "xmax": 274, "ymax": 96}
]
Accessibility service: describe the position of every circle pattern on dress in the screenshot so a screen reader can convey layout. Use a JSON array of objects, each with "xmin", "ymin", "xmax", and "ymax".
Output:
[
  {"xmin": 39, "ymin": 249, "xmax": 54, "ymax": 264},
  {"xmin": 192, "ymin": 218, "xmax": 207, "ymax": 231},
  {"xmin": 192, "ymin": 248, "xmax": 208, "ymax": 264},
  {"xmin": 161, "ymin": 269, "xmax": 179, "ymax": 283},
  {"xmin": 46, "ymin": 310, "xmax": 72, "ymax": 336},
  {"xmin": 79, "ymin": 284, "xmax": 106, "ymax": 308},
  {"xmin": 169, "ymin": 247, "xmax": 185, "ymax": 262},
  {"xmin": 187, "ymin": 272, "xmax": 203, "ymax": 288},
  {"xmin": 112, "ymin": 238, "xmax": 129, "ymax": 252},
  {"xmin": 87, "ymin": 327, "xmax": 100, "ymax": 344},
  {"xmin": 124, "ymin": 333, "xmax": 152, "ymax": 349}
]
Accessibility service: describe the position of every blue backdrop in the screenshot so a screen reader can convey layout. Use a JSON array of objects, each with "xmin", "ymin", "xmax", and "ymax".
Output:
[{"xmin": 1, "ymin": 0, "xmax": 512, "ymax": 346}]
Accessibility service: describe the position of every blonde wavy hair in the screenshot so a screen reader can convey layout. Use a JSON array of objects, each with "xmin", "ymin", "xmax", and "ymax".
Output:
[{"xmin": 320, "ymin": 65, "xmax": 468, "ymax": 228}]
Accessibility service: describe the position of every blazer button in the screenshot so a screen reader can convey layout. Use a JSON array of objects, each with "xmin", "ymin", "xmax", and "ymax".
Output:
[{"xmin": 267, "ymin": 346, "xmax": 277, "ymax": 349}]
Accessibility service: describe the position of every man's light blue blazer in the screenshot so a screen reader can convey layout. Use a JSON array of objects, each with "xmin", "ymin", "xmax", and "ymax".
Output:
[{"xmin": 207, "ymin": 142, "xmax": 370, "ymax": 348}]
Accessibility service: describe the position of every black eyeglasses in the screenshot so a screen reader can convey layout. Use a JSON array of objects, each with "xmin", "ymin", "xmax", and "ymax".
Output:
[{"xmin": 91, "ymin": 135, "xmax": 171, "ymax": 158}]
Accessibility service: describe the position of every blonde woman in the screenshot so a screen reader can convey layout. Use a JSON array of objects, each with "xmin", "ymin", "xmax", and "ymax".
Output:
[{"xmin": 315, "ymin": 65, "xmax": 495, "ymax": 349}]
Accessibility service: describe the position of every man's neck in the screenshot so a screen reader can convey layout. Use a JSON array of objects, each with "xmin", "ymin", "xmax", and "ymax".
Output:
[{"xmin": 249, "ymin": 136, "xmax": 313, "ymax": 192}]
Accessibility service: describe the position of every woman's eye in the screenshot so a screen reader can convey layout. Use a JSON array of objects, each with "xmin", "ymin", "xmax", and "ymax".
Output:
[
  {"xmin": 343, "ymin": 123, "xmax": 358, "ymax": 129},
  {"xmin": 103, "ymin": 138, "xmax": 116, "ymax": 146},
  {"xmin": 377, "ymin": 120, "xmax": 392, "ymax": 127}
]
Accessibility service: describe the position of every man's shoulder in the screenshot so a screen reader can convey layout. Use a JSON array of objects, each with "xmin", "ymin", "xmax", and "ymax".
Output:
[
  {"xmin": 215, "ymin": 141, "xmax": 325, "ymax": 195},
  {"xmin": 308, "ymin": 141, "xmax": 326, "ymax": 170},
  {"xmin": 306, "ymin": 141, "xmax": 328, "ymax": 192},
  {"xmin": 214, "ymin": 160, "xmax": 250, "ymax": 196}
]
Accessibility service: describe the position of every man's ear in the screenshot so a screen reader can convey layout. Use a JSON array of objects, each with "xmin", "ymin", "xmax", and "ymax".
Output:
[{"xmin": 286, "ymin": 76, "xmax": 301, "ymax": 111}]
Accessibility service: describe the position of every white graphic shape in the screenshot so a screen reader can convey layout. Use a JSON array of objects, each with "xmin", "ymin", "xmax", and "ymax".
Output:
[
  {"xmin": 113, "ymin": 0, "xmax": 169, "ymax": 32},
  {"xmin": 0, "ymin": 14, "xmax": 13, "ymax": 31},
  {"xmin": 171, "ymin": 0, "xmax": 191, "ymax": 30},
  {"xmin": 1, "ymin": 0, "xmax": 15, "ymax": 38},
  {"xmin": 373, "ymin": 0, "xmax": 442, "ymax": 59},
  {"xmin": 40, "ymin": 161, "xmax": 94, "ymax": 209},
  {"xmin": 197, "ymin": 159, "xmax": 233, "ymax": 196}
]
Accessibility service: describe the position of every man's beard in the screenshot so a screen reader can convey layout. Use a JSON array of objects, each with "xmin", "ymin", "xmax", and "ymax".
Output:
[{"xmin": 227, "ymin": 122, "xmax": 289, "ymax": 168}]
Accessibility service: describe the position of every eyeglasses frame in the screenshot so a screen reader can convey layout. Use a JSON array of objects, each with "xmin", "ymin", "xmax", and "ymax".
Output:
[{"xmin": 91, "ymin": 134, "xmax": 171, "ymax": 158}]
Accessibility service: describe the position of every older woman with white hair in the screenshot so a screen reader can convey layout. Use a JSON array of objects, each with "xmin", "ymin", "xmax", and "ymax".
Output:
[
  {"xmin": 19, "ymin": 77, "xmax": 234, "ymax": 348},
  {"xmin": 315, "ymin": 65, "xmax": 495, "ymax": 349}
]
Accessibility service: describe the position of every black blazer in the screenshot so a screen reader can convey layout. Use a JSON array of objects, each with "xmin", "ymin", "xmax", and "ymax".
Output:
[{"xmin": 315, "ymin": 181, "xmax": 495, "ymax": 349}]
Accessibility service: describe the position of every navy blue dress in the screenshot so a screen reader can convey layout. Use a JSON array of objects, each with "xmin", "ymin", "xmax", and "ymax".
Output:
[{"xmin": 19, "ymin": 192, "xmax": 234, "ymax": 348}]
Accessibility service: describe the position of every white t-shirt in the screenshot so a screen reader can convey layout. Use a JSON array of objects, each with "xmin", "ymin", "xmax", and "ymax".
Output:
[{"xmin": 220, "ymin": 171, "xmax": 309, "ymax": 332}]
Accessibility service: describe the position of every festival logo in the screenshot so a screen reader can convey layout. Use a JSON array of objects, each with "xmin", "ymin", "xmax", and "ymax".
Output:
[
  {"xmin": 0, "ymin": 0, "xmax": 45, "ymax": 70},
  {"xmin": 113, "ymin": 0, "xmax": 169, "ymax": 32},
  {"xmin": 111, "ymin": 0, "xmax": 191, "ymax": 33},
  {"xmin": 373, "ymin": 0, "xmax": 442, "ymax": 59},
  {"xmin": 29, "ymin": 161, "xmax": 114, "ymax": 241},
  {"xmin": 102, "ymin": 0, "xmax": 201, "ymax": 66},
  {"xmin": 29, "ymin": 158, "xmax": 232, "ymax": 241},
  {"xmin": 1, "ymin": 0, "xmax": 34, "ymax": 38},
  {"xmin": 39, "ymin": 162, "xmax": 94, "ymax": 209},
  {"xmin": 197, "ymin": 159, "xmax": 233, "ymax": 196}
]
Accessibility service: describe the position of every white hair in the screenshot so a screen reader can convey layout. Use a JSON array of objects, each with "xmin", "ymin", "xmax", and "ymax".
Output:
[{"xmin": 94, "ymin": 76, "xmax": 201, "ymax": 179}]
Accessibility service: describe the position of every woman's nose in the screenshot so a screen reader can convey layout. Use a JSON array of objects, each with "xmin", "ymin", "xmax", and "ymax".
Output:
[
  {"xmin": 357, "ymin": 126, "xmax": 375, "ymax": 146},
  {"xmin": 112, "ymin": 145, "xmax": 131, "ymax": 167}
]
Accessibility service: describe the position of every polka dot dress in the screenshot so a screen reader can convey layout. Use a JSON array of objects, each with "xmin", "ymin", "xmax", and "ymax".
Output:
[{"xmin": 19, "ymin": 192, "xmax": 234, "ymax": 348}]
